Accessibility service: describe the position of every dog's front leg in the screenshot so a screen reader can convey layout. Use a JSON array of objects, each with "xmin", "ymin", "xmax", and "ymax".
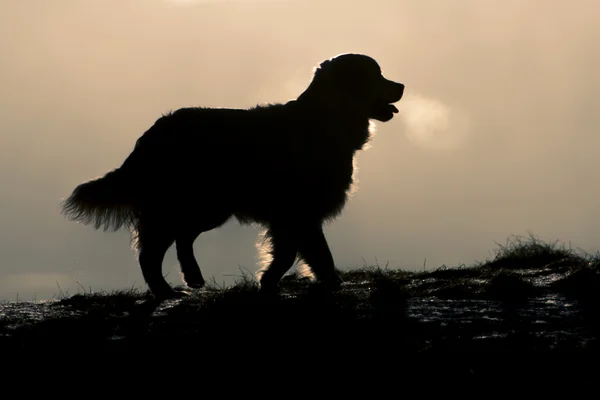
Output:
[{"xmin": 296, "ymin": 224, "xmax": 343, "ymax": 289}]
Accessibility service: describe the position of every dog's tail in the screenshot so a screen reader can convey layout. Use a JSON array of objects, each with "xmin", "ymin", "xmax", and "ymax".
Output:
[{"xmin": 60, "ymin": 166, "xmax": 137, "ymax": 232}]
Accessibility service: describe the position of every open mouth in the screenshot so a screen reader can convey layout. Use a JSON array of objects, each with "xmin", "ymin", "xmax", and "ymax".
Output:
[
  {"xmin": 369, "ymin": 102, "xmax": 399, "ymax": 122},
  {"xmin": 375, "ymin": 96, "xmax": 400, "ymax": 114},
  {"xmin": 370, "ymin": 88, "xmax": 403, "ymax": 121}
]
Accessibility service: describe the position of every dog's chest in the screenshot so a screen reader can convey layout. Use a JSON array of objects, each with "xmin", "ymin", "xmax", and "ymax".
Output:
[{"xmin": 296, "ymin": 136, "xmax": 355, "ymax": 193}]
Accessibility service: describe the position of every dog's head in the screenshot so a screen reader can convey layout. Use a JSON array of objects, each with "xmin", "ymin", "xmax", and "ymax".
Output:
[{"xmin": 299, "ymin": 53, "xmax": 404, "ymax": 122}]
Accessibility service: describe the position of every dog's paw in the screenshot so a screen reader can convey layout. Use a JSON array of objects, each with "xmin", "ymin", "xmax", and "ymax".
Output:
[
  {"xmin": 173, "ymin": 288, "xmax": 192, "ymax": 297},
  {"xmin": 183, "ymin": 272, "xmax": 206, "ymax": 289},
  {"xmin": 185, "ymin": 279, "xmax": 206, "ymax": 289}
]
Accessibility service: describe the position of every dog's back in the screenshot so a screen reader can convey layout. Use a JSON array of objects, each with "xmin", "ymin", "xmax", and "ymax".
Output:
[{"xmin": 127, "ymin": 101, "xmax": 357, "ymax": 225}]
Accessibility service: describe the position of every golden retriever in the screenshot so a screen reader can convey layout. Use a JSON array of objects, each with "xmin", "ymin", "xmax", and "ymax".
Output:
[{"xmin": 61, "ymin": 53, "xmax": 404, "ymax": 300}]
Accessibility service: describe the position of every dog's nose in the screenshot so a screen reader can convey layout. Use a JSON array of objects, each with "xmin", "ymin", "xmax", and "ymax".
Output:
[{"xmin": 394, "ymin": 82, "xmax": 404, "ymax": 100}]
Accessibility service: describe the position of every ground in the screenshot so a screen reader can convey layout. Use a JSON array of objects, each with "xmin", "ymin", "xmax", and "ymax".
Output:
[{"xmin": 2, "ymin": 235, "xmax": 600, "ymax": 372}]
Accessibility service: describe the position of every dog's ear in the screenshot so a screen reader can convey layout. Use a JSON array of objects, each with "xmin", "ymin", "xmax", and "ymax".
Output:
[
  {"xmin": 312, "ymin": 60, "xmax": 333, "ymax": 83},
  {"xmin": 307, "ymin": 59, "xmax": 355, "ymax": 98},
  {"xmin": 324, "ymin": 63, "xmax": 367, "ymax": 96}
]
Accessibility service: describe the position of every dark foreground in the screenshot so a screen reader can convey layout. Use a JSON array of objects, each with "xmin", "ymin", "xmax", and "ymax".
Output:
[{"xmin": 2, "ymin": 236, "xmax": 600, "ymax": 380}]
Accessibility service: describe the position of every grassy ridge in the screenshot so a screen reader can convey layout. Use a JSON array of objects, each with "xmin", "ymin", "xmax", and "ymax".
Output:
[{"xmin": 1, "ymin": 234, "xmax": 600, "ymax": 357}]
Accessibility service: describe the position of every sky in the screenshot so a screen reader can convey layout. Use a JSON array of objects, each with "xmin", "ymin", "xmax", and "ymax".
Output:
[{"xmin": 1, "ymin": 0, "xmax": 598, "ymax": 301}]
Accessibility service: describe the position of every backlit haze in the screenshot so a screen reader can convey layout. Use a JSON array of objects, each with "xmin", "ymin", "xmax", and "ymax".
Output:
[{"xmin": 1, "ymin": 0, "xmax": 598, "ymax": 301}]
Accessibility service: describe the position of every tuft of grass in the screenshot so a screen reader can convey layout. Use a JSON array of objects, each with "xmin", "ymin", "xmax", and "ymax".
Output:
[
  {"xmin": 367, "ymin": 267, "xmax": 408, "ymax": 319},
  {"xmin": 483, "ymin": 233, "xmax": 588, "ymax": 270},
  {"xmin": 56, "ymin": 287, "xmax": 149, "ymax": 307},
  {"xmin": 427, "ymin": 263, "xmax": 484, "ymax": 280}
]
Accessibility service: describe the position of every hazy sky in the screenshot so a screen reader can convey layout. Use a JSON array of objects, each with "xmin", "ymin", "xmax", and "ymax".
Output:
[{"xmin": 1, "ymin": 0, "xmax": 598, "ymax": 301}]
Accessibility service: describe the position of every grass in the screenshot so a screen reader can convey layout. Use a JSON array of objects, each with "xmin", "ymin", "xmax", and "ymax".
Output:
[{"xmin": 2, "ymin": 234, "xmax": 600, "ymax": 369}]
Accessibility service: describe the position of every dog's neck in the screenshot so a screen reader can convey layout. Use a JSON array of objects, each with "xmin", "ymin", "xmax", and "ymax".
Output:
[
  {"xmin": 295, "ymin": 90, "xmax": 372, "ymax": 152},
  {"xmin": 343, "ymin": 117, "xmax": 373, "ymax": 152}
]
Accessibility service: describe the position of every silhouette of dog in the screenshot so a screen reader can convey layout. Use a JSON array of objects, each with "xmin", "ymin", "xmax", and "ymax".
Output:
[{"xmin": 61, "ymin": 53, "xmax": 404, "ymax": 300}]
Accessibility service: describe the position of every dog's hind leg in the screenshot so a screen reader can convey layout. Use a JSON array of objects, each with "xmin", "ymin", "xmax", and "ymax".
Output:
[
  {"xmin": 258, "ymin": 225, "xmax": 299, "ymax": 293},
  {"xmin": 136, "ymin": 219, "xmax": 182, "ymax": 300},
  {"xmin": 297, "ymin": 224, "xmax": 343, "ymax": 289},
  {"xmin": 175, "ymin": 212, "xmax": 232, "ymax": 289},
  {"xmin": 176, "ymin": 232, "xmax": 205, "ymax": 289}
]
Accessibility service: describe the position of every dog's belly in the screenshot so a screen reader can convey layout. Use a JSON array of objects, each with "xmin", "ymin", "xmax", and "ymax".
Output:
[
  {"xmin": 134, "ymin": 154, "xmax": 351, "ymax": 225},
  {"xmin": 227, "ymin": 163, "xmax": 353, "ymax": 224}
]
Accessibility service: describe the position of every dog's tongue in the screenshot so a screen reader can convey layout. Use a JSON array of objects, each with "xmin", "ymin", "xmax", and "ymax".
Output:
[{"xmin": 389, "ymin": 104, "xmax": 399, "ymax": 113}]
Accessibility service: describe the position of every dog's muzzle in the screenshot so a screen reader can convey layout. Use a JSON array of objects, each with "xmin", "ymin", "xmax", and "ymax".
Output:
[{"xmin": 372, "ymin": 81, "xmax": 404, "ymax": 121}]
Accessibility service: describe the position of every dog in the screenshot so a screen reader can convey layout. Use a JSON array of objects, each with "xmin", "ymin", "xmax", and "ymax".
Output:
[{"xmin": 60, "ymin": 53, "xmax": 404, "ymax": 300}]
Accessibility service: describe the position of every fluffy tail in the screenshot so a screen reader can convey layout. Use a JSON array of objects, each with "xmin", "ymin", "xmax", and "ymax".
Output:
[{"xmin": 60, "ymin": 168, "xmax": 136, "ymax": 232}]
